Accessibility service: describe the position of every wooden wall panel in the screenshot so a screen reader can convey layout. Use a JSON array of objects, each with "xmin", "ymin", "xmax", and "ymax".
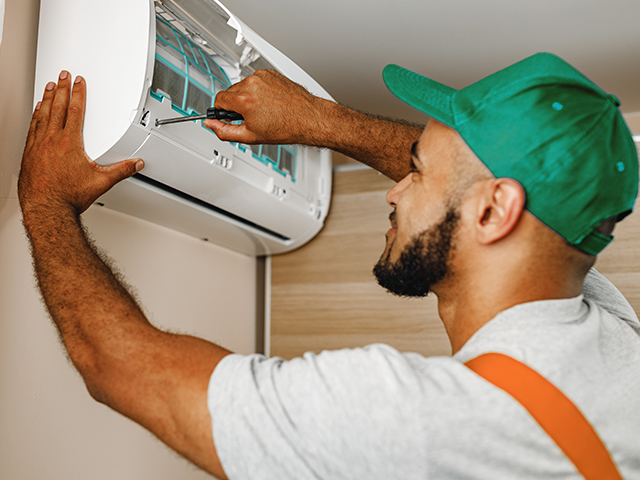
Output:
[
  {"xmin": 593, "ymin": 194, "xmax": 640, "ymax": 312},
  {"xmin": 271, "ymin": 157, "xmax": 640, "ymax": 361},
  {"xmin": 271, "ymin": 167, "xmax": 451, "ymax": 360}
]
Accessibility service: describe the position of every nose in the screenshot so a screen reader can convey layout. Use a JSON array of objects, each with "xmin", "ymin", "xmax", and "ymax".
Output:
[{"xmin": 386, "ymin": 174, "xmax": 412, "ymax": 207}]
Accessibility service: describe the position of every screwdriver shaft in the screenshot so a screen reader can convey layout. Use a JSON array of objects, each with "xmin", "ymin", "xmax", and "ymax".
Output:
[{"xmin": 155, "ymin": 115, "xmax": 206, "ymax": 126}]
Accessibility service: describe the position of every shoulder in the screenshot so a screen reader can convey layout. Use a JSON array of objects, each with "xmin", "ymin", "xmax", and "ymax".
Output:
[
  {"xmin": 583, "ymin": 267, "xmax": 639, "ymax": 330},
  {"xmin": 209, "ymin": 344, "xmax": 492, "ymax": 429},
  {"xmin": 212, "ymin": 344, "xmax": 474, "ymax": 398}
]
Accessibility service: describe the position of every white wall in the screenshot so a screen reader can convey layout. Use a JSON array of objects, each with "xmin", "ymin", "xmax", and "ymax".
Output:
[{"xmin": 0, "ymin": 0, "xmax": 258, "ymax": 478}]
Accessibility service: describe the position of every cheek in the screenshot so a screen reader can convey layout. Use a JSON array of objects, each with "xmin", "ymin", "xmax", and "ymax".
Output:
[
  {"xmin": 398, "ymin": 197, "xmax": 433, "ymax": 233},
  {"xmin": 441, "ymin": 209, "xmax": 472, "ymax": 264},
  {"xmin": 390, "ymin": 209, "xmax": 424, "ymax": 258}
]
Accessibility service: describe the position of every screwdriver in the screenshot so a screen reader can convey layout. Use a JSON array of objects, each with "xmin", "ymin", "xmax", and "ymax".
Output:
[{"xmin": 155, "ymin": 107, "xmax": 244, "ymax": 127}]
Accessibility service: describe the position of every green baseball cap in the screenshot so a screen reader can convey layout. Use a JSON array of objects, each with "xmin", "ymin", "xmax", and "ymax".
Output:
[{"xmin": 383, "ymin": 52, "xmax": 639, "ymax": 255}]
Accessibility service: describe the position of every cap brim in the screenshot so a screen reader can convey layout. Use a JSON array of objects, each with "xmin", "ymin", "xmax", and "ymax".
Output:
[{"xmin": 383, "ymin": 64, "xmax": 457, "ymax": 128}]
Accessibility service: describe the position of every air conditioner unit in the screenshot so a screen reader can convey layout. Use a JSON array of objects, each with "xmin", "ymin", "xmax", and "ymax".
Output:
[{"xmin": 34, "ymin": 0, "xmax": 333, "ymax": 255}]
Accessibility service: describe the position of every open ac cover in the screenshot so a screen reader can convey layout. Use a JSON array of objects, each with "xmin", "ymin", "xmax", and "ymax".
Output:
[{"xmin": 34, "ymin": 0, "xmax": 333, "ymax": 255}]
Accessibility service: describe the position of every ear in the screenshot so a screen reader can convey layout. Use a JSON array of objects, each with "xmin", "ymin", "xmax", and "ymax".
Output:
[{"xmin": 474, "ymin": 178, "xmax": 525, "ymax": 245}]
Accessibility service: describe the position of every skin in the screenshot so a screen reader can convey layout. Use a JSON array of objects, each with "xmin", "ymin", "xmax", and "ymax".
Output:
[{"xmin": 19, "ymin": 69, "xmax": 595, "ymax": 475}]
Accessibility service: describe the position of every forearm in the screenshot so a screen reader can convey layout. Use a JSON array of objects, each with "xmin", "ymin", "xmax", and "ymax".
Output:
[
  {"xmin": 23, "ymin": 206, "xmax": 153, "ymax": 383},
  {"xmin": 310, "ymin": 100, "xmax": 423, "ymax": 181}
]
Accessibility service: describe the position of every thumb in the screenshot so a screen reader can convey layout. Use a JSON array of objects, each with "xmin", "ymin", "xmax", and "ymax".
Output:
[
  {"xmin": 204, "ymin": 119, "xmax": 255, "ymax": 143},
  {"xmin": 100, "ymin": 158, "xmax": 144, "ymax": 189},
  {"xmin": 76, "ymin": 159, "xmax": 145, "ymax": 215}
]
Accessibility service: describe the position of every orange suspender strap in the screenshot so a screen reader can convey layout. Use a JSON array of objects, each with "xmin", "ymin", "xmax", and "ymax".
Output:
[{"xmin": 464, "ymin": 353, "xmax": 623, "ymax": 480}]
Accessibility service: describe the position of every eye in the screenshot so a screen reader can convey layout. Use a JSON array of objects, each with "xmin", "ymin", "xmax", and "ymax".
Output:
[{"xmin": 410, "ymin": 158, "xmax": 420, "ymax": 174}]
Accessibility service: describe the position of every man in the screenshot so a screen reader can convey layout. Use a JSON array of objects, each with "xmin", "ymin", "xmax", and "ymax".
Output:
[{"xmin": 19, "ymin": 53, "xmax": 639, "ymax": 479}]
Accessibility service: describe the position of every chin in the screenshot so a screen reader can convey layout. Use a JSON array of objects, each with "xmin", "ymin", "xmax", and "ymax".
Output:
[{"xmin": 373, "ymin": 205, "xmax": 460, "ymax": 298}]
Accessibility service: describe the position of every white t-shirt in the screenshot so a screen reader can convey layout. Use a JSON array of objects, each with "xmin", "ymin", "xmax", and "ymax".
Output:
[{"xmin": 208, "ymin": 269, "xmax": 640, "ymax": 479}]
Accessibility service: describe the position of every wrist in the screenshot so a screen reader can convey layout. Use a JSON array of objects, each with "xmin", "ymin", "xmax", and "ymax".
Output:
[{"xmin": 21, "ymin": 201, "xmax": 79, "ymax": 232}]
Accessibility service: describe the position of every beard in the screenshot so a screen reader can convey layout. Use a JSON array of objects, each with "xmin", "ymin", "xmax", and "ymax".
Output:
[{"xmin": 373, "ymin": 206, "xmax": 460, "ymax": 297}]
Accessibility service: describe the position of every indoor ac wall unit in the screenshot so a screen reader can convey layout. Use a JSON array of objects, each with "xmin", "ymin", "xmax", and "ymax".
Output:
[{"xmin": 34, "ymin": 0, "xmax": 333, "ymax": 255}]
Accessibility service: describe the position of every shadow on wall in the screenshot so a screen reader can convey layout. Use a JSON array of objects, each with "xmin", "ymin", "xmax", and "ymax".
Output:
[{"xmin": 0, "ymin": 0, "xmax": 39, "ymax": 203}]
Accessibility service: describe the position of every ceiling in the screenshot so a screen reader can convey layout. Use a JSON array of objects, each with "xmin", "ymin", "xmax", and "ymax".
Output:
[{"xmin": 222, "ymin": 0, "xmax": 640, "ymax": 124}]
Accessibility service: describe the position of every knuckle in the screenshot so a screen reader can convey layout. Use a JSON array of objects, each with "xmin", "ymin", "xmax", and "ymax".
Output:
[
  {"xmin": 67, "ymin": 104, "xmax": 82, "ymax": 117},
  {"xmin": 236, "ymin": 92, "xmax": 253, "ymax": 106},
  {"xmin": 244, "ymin": 75, "xmax": 260, "ymax": 87}
]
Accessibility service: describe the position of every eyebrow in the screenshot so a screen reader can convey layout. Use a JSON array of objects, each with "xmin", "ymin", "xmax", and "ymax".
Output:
[
  {"xmin": 411, "ymin": 142, "xmax": 419, "ymax": 159},
  {"xmin": 410, "ymin": 142, "xmax": 421, "ymax": 171}
]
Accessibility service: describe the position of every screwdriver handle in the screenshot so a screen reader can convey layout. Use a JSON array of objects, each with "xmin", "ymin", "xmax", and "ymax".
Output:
[{"xmin": 207, "ymin": 108, "xmax": 244, "ymax": 121}]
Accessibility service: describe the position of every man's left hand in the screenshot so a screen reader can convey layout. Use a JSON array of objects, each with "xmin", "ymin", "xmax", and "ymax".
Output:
[{"xmin": 18, "ymin": 71, "xmax": 143, "ymax": 218}]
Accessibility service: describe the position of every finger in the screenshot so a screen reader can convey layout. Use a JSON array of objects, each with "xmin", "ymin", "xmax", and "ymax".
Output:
[
  {"xmin": 65, "ymin": 76, "xmax": 86, "ymax": 136},
  {"xmin": 214, "ymin": 85, "xmax": 251, "ymax": 113},
  {"xmin": 49, "ymin": 71, "xmax": 73, "ymax": 130},
  {"xmin": 213, "ymin": 89, "xmax": 236, "ymax": 111},
  {"xmin": 35, "ymin": 81, "xmax": 58, "ymax": 139},
  {"xmin": 203, "ymin": 119, "xmax": 256, "ymax": 144},
  {"xmin": 24, "ymin": 102, "xmax": 42, "ymax": 152}
]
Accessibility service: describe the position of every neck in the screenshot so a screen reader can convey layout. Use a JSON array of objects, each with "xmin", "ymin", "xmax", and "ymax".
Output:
[{"xmin": 434, "ymin": 248, "xmax": 587, "ymax": 355}]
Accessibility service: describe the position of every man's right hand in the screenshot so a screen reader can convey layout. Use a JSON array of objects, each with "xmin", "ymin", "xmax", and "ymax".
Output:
[
  {"xmin": 205, "ymin": 69, "xmax": 333, "ymax": 146},
  {"xmin": 206, "ymin": 69, "xmax": 424, "ymax": 182}
]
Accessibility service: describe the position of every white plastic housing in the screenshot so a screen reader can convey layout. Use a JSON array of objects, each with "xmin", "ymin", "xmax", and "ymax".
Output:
[{"xmin": 34, "ymin": 0, "xmax": 333, "ymax": 255}]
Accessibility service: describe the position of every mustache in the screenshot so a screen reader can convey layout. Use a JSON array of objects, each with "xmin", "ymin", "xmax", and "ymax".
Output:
[{"xmin": 389, "ymin": 210, "xmax": 397, "ymax": 228}]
